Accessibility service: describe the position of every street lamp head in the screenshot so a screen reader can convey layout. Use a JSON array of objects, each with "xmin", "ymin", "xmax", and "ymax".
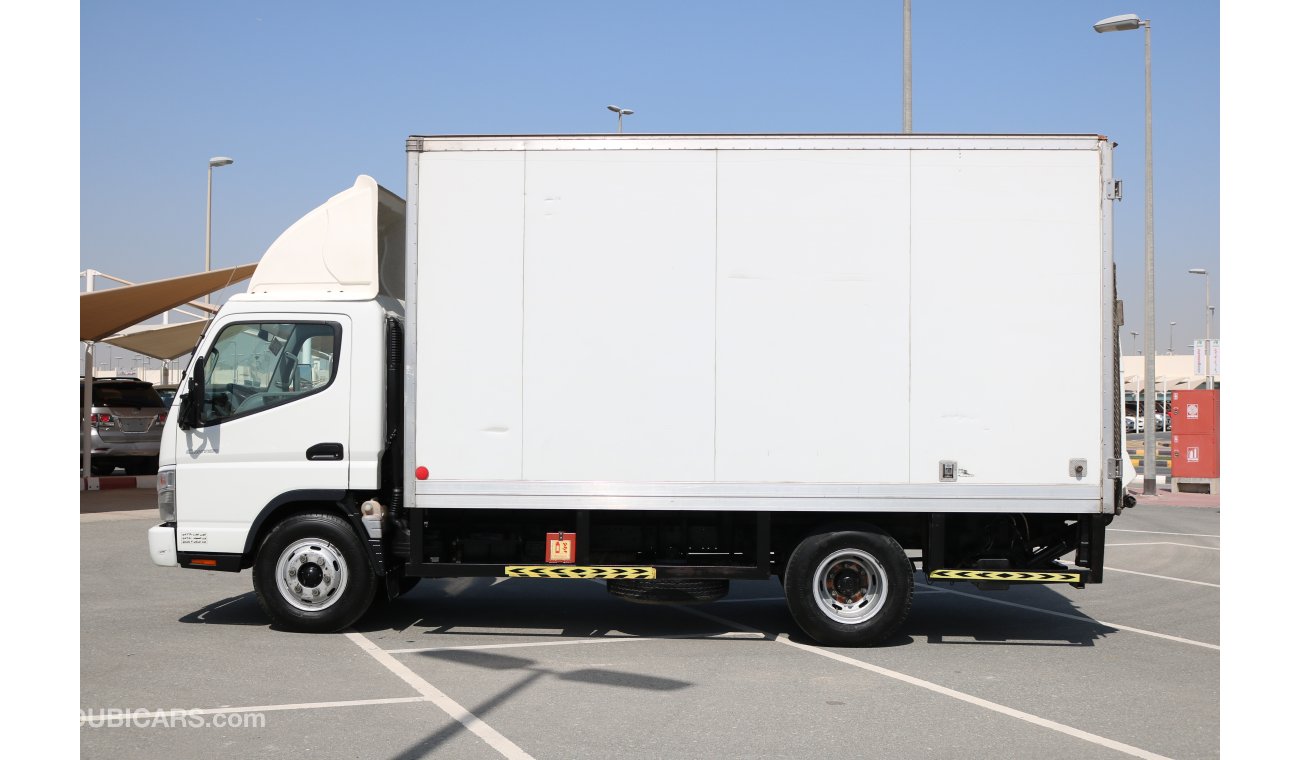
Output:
[
  {"xmin": 606, "ymin": 105, "xmax": 622, "ymax": 113},
  {"xmin": 209, "ymin": 156, "xmax": 234, "ymax": 167},
  {"xmin": 607, "ymin": 105, "xmax": 633, "ymax": 116},
  {"xmin": 1188, "ymin": 268, "xmax": 1207, "ymax": 275},
  {"xmin": 1093, "ymin": 14, "xmax": 1143, "ymax": 33}
]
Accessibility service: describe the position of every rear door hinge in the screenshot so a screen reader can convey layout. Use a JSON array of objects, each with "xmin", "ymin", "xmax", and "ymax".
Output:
[
  {"xmin": 1106, "ymin": 458, "xmax": 1123, "ymax": 479},
  {"xmin": 1106, "ymin": 179, "xmax": 1123, "ymax": 200}
]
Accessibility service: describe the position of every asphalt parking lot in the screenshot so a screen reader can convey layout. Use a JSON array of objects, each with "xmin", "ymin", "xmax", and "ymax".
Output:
[{"xmin": 81, "ymin": 496, "xmax": 1219, "ymax": 759}]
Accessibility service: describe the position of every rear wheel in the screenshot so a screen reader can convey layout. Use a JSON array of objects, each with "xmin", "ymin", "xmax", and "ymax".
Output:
[
  {"xmin": 252, "ymin": 513, "xmax": 376, "ymax": 632},
  {"xmin": 783, "ymin": 528, "xmax": 913, "ymax": 647}
]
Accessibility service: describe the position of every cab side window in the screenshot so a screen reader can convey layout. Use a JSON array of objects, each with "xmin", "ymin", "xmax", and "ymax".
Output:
[{"xmin": 198, "ymin": 321, "xmax": 341, "ymax": 425}]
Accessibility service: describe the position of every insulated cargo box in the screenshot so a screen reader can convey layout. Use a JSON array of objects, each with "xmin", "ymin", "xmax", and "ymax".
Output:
[{"xmin": 403, "ymin": 135, "xmax": 1120, "ymax": 516}]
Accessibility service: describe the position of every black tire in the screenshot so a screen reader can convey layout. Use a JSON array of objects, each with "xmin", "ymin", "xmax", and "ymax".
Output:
[
  {"xmin": 606, "ymin": 578, "xmax": 729, "ymax": 605},
  {"xmin": 90, "ymin": 461, "xmax": 114, "ymax": 477},
  {"xmin": 783, "ymin": 528, "xmax": 913, "ymax": 647},
  {"xmin": 252, "ymin": 512, "xmax": 376, "ymax": 633}
]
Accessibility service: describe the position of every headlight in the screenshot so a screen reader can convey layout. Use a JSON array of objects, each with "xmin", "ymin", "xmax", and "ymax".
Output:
[{"xmin": 157, "ymin": 469, "xmax": 176, "ymax": 522}]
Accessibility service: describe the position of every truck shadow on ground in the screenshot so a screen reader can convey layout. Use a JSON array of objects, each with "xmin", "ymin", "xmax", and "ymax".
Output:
[
  {"xmin": 907, "ymin": 584, "xmax": 1116, "ymax": 647},
  {"xmin": 177, "ymin": 592, "xmax": 265, "ymax": 626},
  {"xmin": 175, "ymin": 577, "xmax": 1115, "ymax": 648},
  {"xmin": 355, "ymin": 576, "xmax": 1114, "ymax": 649}
]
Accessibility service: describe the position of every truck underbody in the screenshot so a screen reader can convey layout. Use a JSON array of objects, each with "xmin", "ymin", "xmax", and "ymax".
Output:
[{"xmin": 393, "ymin": 507, "xmax": 1108, "ymax": 586}]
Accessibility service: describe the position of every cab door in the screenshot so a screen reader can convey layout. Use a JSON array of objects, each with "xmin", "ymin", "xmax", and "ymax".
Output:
[{"xmin": 175, "ymin": 314, "xmax": 351, "ymax": 555}]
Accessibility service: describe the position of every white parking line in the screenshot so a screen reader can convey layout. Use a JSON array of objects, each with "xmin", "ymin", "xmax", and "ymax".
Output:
[
  {"xmin": 1109, "ymin": 529, "xmax": 1219, "ymax": 538},
  {"xmin": 384, "ymin": 631, "xmax": 765, "ymax": 655},
  {"xmin": 345, "ymin": 632, "xmax": 534, "ymax": 760},
  {"xmin": 1108, "ymin": 542, "xmax": 1220, "ymax": 551},
  {"xmin": 671, "ymin": 605, "xmax": 1172, "ymax": 760},
  {"xmin": 1105, "ymin": 567, "xmax": 1219, "ymax": 588},
  {"xmin": 79, "ymin": 696, "xmax": 428, "ymax": 723},
  {"xmin": 924, "ymin": 586, "xmax": 1219, "ymax": 650}
]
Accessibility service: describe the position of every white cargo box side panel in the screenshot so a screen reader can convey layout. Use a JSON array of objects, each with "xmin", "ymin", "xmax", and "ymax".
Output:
[
  {"xmin": 715, "ymin": 150, "xmax": 911, "ymax": 482},
  {"xmin": 909, "ymin": 149, "xmax": 1102, "ymax": 485},
  {"xmin": 417, "ymin": 152, "xmax": 525, "ymax": 479},
  {"xmin": 521, "ymin": 151, "xmax": 717, "ymax": 481}
]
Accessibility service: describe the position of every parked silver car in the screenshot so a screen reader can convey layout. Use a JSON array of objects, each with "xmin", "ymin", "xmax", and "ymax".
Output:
[{"xmin": 80, "ymin": 377, "xmax": 167, "ymax": 476}]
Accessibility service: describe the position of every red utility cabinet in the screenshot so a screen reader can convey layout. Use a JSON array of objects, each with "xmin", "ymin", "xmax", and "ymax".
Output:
[
  {"xmin": 1168, "ymin": 390, "xmax": 1219, "ymax": 436},
  {"xmin": 1169, "ymin": 390, "xmax": 1220, "ymax": 481},
  {"xmin": 1171, "ymin": 434, "xmax": 1219, "ymax": 479}
]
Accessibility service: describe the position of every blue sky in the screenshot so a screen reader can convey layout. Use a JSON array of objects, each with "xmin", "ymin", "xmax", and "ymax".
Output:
[{"xmin": 81, "ymin": 0, "xmax": 1219, "ymax": 358}]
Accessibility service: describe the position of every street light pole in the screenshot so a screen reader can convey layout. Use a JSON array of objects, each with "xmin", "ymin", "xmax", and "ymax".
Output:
[
  {"xmin": 1189, "ymin": 268, "xmax": 1212, "ymax": 389},
  {"xmin": 606, "ymin": 105, "xmax": 633, "ymax": 134},
  {"xmin": 1093, "ymin": 13, "xmax": 1157, "ymax": 494},
  {"xmin": 205, "ymin": 156, "xmax": 234, "ymax": 316},
  {"xmin": 903, "ymin": 0, "xmax": 912, "ymax": 133},
  {"xmin": 1168, "ymin": 322, "xmax": 1175, "ymax": 355},
  {"xmin": 1130, "ymin": 331, "xmax": 1139, "ymax": 355}
]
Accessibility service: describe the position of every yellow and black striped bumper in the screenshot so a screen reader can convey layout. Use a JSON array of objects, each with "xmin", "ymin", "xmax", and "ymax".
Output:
[
  {"xmin": 505, "ymin": 565, "xmax": 657, "ymax": 580},
  {"xmin": 928, "ymin": 569, "xmax": 1084, "ymax": 584}
]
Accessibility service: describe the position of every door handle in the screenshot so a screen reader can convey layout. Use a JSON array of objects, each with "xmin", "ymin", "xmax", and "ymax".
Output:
[{"xmin": 306, "ymin": 443, "xmax": 344, "ymax": 461}]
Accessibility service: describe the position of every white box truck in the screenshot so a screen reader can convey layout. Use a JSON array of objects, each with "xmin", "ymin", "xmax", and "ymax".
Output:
[{"xmin": 149, "ymin": 134, "xmax": 1129, "ymax": 646}]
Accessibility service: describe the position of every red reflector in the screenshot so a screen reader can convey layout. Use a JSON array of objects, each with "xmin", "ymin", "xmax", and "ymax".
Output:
[
  {"xmin": 190, "ymin": 558, "xmax": 217, "ymax": 567},
  {"xmin": 156, "ymin": 412, "xmax": 168, "ymax": 424},
  {"xmin": 415, "ymin": 466, "xmax": 429, "ymax": 480}
]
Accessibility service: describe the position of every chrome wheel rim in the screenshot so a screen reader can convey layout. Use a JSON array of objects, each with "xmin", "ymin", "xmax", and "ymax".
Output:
[
  {"xmin": 275, "ymin": 538, "xmax": 349, "ymax": 612},
  {"xmin": 812, "ymin": 549, "xmax": 888, "ymax": 624}
]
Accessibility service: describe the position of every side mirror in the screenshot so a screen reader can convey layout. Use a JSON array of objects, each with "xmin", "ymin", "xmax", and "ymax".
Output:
[{"xmin": 179, "ymin": 356, "xmax": 205, "ymax": 430}]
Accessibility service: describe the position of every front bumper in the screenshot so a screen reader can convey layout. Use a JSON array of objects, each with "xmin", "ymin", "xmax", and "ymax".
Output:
[
  {"xmin": 92, "ymin": 439, "xmax": 161, "ymax": 456},
  {"xmin": 148, "ymin": 523, "xmax": 178, "ymax": 567}
]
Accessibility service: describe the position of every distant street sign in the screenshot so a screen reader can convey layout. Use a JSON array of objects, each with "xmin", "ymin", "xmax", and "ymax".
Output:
[{"xmin": 1193, "ymin": 339, "xmax": 1220, "ymax": 377}]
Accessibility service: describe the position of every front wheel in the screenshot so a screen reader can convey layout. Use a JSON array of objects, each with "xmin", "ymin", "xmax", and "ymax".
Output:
[
  {"xmin": 783, "ymin": 528, "xmax": 913, "ymax": 647},
  {"xmin": 252, "ymin": 512, "xmax": 376, "ymax": 632}
]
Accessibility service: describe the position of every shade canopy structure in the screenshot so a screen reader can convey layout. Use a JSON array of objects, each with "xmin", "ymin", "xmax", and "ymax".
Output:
[
  {"xmin": 80, "ymin": 263, "xmax": 257, "ymax": 342},
  {"xmin": 99, "ymin": 320, "xmax": 210, "ymax": 361}
]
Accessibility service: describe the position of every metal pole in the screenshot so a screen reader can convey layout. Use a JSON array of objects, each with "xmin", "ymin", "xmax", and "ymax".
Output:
[
  {"xmin": 903, "ymin": 0, "xmax": 912, "ymax": 133},
  {"xmin": 82, "ymin": 270, "xmax": 96, "ymax": 479},
  {"xmin": 1168, "ymin": 322, "xmax": 1175, "ymax": 354},
  {"xmin": 205, "ymin": 162, "xmax": 213, "ymax": 315},
  {"xmin": 1205, "ymin": 275, "xmax": 1213, "ymax": 390},
  {"xmin": 617, "ymin": 112, "xmax": 623, "ymax": 134},
  {"xmin": 1130, "ymin": 331, "xmax": 1139, "ymax": 354},
  {"xmin": 1141, "ymin": 20, "xmax": 1156, "ymax": 495}
]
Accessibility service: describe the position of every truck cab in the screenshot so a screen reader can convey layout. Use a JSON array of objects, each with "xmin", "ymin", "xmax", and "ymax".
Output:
[{"xmin": 150, "ymin": 176, "xmax": 407, "ymax": 625}]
